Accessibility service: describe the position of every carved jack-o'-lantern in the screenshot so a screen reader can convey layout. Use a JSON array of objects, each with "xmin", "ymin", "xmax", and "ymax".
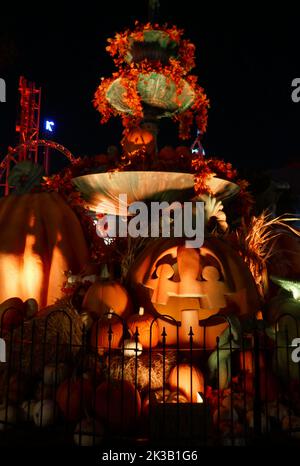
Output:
[
  {"xmin": 123, "ymin": 127, "xmax": 155, "ymax": 156},
  {"xmin": 129, "ymin": 238, "xmax": 260, "ymax": 348}
]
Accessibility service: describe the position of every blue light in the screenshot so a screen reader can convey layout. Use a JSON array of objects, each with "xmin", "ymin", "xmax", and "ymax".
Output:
[{"xmin": 45, "ymin": 120, "xmax": 55, "ymax": 132}]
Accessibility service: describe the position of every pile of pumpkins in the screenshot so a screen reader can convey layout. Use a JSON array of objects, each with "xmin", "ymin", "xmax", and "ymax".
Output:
[
  {"xmin": 0, "ymin": 362, "xmax": 142, "ymax": 446},
  {"xmin": 0, "ymin": 274, "xmax": 295, "ymax": 444},
  {"xmin": 0, "ymin": 358, "xmax": 206, "ymax": 445}
]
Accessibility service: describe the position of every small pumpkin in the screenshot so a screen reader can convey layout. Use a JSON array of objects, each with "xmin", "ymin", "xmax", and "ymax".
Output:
[
  {"xmin": 56, "ymin": 375, "xmax": 93, "ymax": 422},
  {"xmin": 95, "ymin": 380, "xmax": 141, "ymax": 432},
  {"xmin": 0, "ymin": 297, "xmax": 25, "ymax": 331},
  {"xmin": 123, "ymin": 339, "xmax": 143, "ymax": 357},
  {"xmin": 168, "ymin": 364, "xmax": 204, "ymax": 403},
  {"xmin": 32, "ymin": 400, "xmax": 57, "ymax": 427},
  {"xmin": 127, "ymin": 307, "xmax": 159, "ymax": 349},
  {"xmin": 90, "ymin": 314, "xmax": 124, "ymax": 353},
  {"xmin": 43, "ymin": 362, "xmax": 69, "ymax": 386},
  {"xmin": 123, "ymin": 127, "xmax": 155, "ymax": 156},
  {"xmin": 20, "ymin": 400, "xmax": 35, "ymax": 422},
  {"xmin": 82, "ymin": 280, "xmax": 132, "ymax": 319}
]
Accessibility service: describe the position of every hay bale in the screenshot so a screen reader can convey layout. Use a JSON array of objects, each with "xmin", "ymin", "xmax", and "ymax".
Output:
[
  {"xmin": 107, "ymin": 351, "xmax": 177, "ymax": 391},
  {"xmin": 2, "ymin": 298, "xmax": 84, "ymax": 378}
]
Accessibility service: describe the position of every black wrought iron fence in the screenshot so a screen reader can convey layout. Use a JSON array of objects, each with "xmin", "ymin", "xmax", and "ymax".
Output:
[{"xmin": 0, "ymin": 308, "xmax": 300, "ymax": 446}]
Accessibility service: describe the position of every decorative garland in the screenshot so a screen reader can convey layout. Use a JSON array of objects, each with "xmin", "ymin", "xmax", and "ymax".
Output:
[
  {"xmin": 106, "ymin": 22, "xmax": 196, "ymax": 72},
  {"xmin": 94, "ymin": 22, "xmax": 209, "ymax": 140}
]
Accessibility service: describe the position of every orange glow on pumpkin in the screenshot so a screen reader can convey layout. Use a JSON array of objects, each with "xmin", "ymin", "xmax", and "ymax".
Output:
[
  {"xmin": 0, "ymin": 192, "xmax": 89, "ymax": 308},
  {"xmin": 168, "ymin": 364, "xmax": 204, "ymax": 403}
]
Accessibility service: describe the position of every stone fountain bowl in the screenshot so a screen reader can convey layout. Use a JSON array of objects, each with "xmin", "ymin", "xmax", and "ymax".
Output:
[
  {"xmin": 106, "ymin": 73, "xmax": 195, "ymax": 118},
  {"xmin": 72, "ymin": 171, "xmax": 239, "ymax": 215}
]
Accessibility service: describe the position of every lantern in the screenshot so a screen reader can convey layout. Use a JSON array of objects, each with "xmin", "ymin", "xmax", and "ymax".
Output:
[{"xmin": 123, "ymin": 127, "xmax": 155, "ymax": 156}]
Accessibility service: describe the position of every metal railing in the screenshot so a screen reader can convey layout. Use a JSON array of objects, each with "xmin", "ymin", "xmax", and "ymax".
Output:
[{"xmin": 0, "ymin": 309, "xmax": 299, "ymax": 446}]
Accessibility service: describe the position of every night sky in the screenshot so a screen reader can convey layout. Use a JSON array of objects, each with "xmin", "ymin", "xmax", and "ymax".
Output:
[{"xmin": 1, "ymin": 2, "xmax": 300, "ymax": 174}]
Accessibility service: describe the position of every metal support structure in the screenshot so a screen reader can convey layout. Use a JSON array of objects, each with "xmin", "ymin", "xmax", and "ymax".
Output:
[
  {"xmin": 191, "ymin": 130, "xmax": 206, "ymax": 156},
  {"xmin": 0, "ymin": 77, "xmax": 76, "ymax": 196},
  {"xmin": 16, "ymin": 76, "xmax": 41, "ymax": 163}
]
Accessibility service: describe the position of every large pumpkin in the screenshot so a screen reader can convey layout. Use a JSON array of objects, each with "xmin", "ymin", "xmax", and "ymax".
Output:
[
  {"xmin": 129, "ymin": 237, "xmax": 260, "ymax": 348},
  {"xmin": 0, "ymin": 192, "xmax": 89, "ymax": 307},
  {"xmin": 56, "ymin": 375, "xmax": 93, "ymax": 421},
  {"xmin": 95, "ymin": 380, "xmax": 141, "ymax": 432}
]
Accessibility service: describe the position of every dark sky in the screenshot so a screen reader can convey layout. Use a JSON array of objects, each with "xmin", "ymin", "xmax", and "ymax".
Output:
[{"xmin": 0, "ymin": 1, "xmax": 300, "ymax": 173}]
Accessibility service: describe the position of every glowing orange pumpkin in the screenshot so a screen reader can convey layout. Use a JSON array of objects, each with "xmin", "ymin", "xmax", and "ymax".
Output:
[
  {"xmin": 129, "ymin": 238, "xmax": 260, "ymax": 348},
  {"xmin": 127, "ymin": 307, "xmax": 159, "ymax": 349},
  {"xmin": 123, "ymin": 127, "xmax": 155, "ymax": 156},
  {"xmin": 82, "ymin": 281, "xmax": 132, "ymax": 319},
  {"xmin": 168, "ymin": 364, "xmax": 204, "ymax": 403},
  {"xmin": 90, "ymin": 314, "xmax": 124, "ymax": 352},
  {"xmin": 0, "ymin": 192, "xmax": 89, "ymax": 308}
]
